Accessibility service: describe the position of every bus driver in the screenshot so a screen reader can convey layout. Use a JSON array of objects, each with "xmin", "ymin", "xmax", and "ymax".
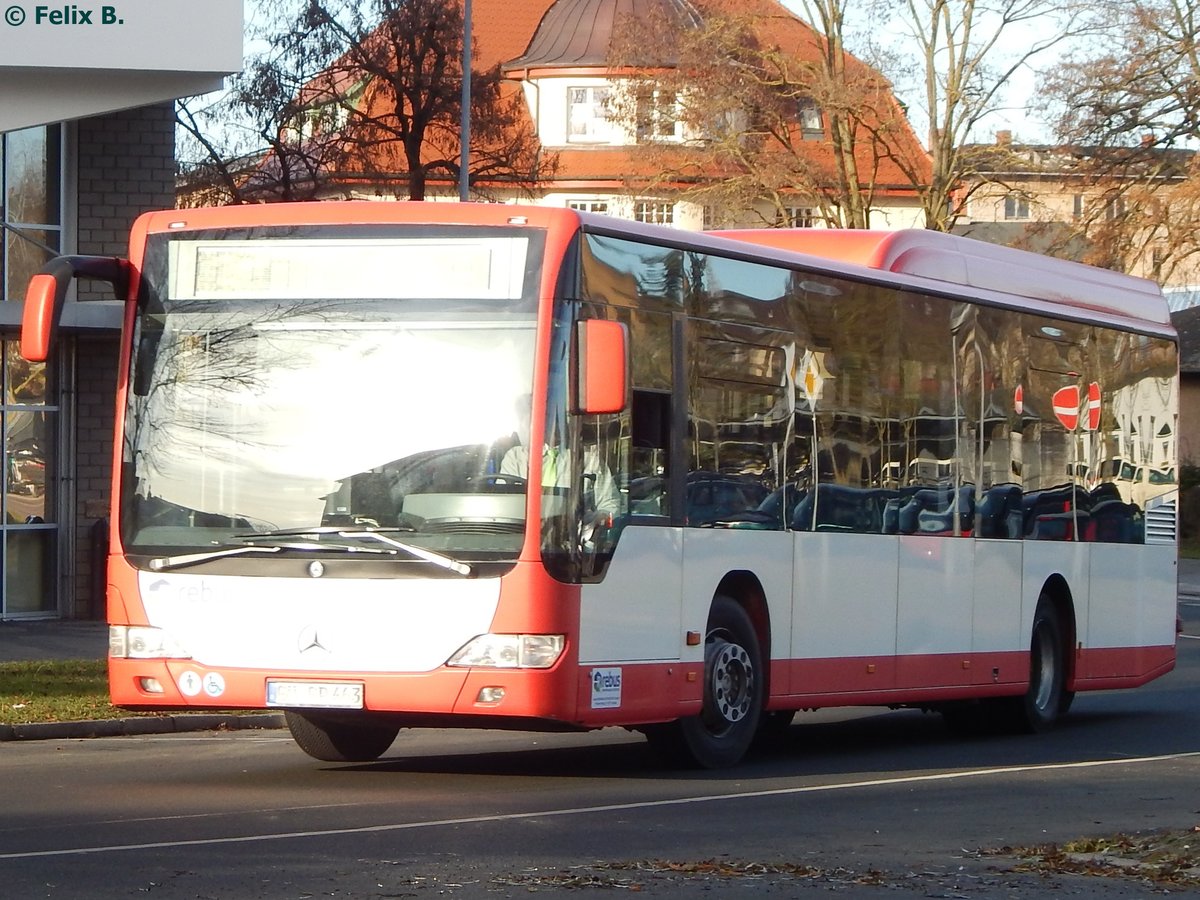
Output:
[{"xmin": 499, "ymin": 399, "xmax": 621, "ymax": 532}]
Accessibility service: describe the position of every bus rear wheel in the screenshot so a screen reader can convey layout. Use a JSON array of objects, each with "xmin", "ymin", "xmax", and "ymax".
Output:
[
  {"xmin": 285, "ymin": 711, "xmax": 400, "ymax": 762},
  {"xmin": 993, "ymin": 595, "xmax": 1069, "ymax": 734},
  {"xmin": 647, "ymin": 596, "xmax": 764, "ymax": 768}
]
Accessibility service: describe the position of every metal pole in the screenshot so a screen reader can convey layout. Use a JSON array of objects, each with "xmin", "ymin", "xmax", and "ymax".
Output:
[{"xmin": 458, "ymin": 0, "xmax": 472, "ymax": 202}]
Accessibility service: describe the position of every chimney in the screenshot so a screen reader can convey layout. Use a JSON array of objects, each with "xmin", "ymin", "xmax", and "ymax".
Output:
[
  {"xmin": 996, "ymin": 130, "xmax": 1012, "ymax": 147},
  {"xmin": 1141, "ymin": 132, "xmax": 1156, "ymax": 147}
]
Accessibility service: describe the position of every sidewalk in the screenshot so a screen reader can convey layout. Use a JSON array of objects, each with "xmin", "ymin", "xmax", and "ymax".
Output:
[
  {"xmin": 1179, "ymin": 556, "xmax": 1200, "ymax": 599},
  {"xmin": 0, "ymin": 617, "xmax": 284, "ymax": 741},
  {"xmin": 0, "ymin": 618, "xmax": 107, "ymax": 662}
]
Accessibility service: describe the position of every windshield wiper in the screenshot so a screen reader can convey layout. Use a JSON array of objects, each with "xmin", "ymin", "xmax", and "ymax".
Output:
[
  {"xmin": 337, "ymin": 530, "xmax": 473, "ymax": 576},
  {"xmin": 149, "ymin": 545, "xmax": 282, "ymax": 571},
  {"xmin": 232, "ymin": 526, "xmax": 473, "ymax": 577},
  {"xmin": 149, "ymin": 531, "xmax": 402, "ymax": 572}
]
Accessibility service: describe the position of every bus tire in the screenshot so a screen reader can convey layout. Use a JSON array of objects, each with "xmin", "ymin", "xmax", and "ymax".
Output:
[
  {"xmin": 285, "ymin": 711, "xmax": 400, "ymax": 762},
  {"xmin": 648, "ymin": 596, "xmax": 764, "ymax": 768},
  {"xmin": 1006, "ymin": 595, "xmax": 1068, "ymax": 734},
  {"xmin": 754, "ymin": 709, "xmax": 795, "ymax": 747}
]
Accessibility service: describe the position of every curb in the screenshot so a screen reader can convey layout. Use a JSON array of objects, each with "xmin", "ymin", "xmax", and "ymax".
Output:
[{"xmin": 0, "ymin": 712, "xmax": 286, "ymax": 742}]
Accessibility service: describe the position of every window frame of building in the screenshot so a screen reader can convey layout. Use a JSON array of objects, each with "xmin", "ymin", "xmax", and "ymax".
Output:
[
  {"xmin": 796, "ymin": 97, "xmax": 824, "ymax": 141},
  {"xmin": 567, "ymin": 85, "xmax": 616, "ymax": 145},
  {"xmin": 2, "ymin": 124, "xmax": 63, "ymax": 304},
  {"xmin": 634, "ymin": 200, "xmax": 675, "ymax": 225},
  {"xmin": 1, "ymin": 123, "xmax": 65, "ymax": 619},
  {"xmin": 778, "ymin": 206, "xmax": 816, "ymax": 228},
  {"xmin": 567, "ymin": 199, "xmax": 611, "ymax": 215},
  {"xmin": 1151, "ymin": 244, "xmax": 1167, "ymax": 278},
  {"xmin": 636, "ymin": 88, "xmax": 681, "ymax": 143},
  {"xmin": 1002, "ymin": 193, "xmax": 1030, "ymax": 221}
]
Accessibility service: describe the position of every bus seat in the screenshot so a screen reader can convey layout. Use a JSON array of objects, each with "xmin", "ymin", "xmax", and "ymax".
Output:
[
  {"xmin": 1088, "ymin": 500, "xmax": 1141, "ymax": 543},
  {"xmin": 882, "ymin": 496, "xmax": 903, "ymax": 533},
  {"xmin": 977, "ymin": 485, "xmax": 1022, "ymax": 538}
]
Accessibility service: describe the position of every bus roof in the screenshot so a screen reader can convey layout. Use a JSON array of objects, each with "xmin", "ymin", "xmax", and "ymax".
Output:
[
  {"xmin": 132, "ymin": 203, "xmax": 1171, "ymax": 333},
  {"xmin": 714, "ymin": 228, "xmax": 1171, "ymax": 329}
]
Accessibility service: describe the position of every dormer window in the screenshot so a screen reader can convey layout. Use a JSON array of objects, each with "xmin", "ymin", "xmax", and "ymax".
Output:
[
  {"xmin": 568, "ymin": 86, "xmax": 616, "ymax": 144},
  {"xmin": 796, "ymin": 98, "xmax": 824, "ymax": 140}
]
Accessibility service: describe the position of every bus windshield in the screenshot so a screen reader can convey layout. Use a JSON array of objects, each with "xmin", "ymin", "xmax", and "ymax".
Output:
[{"xmin": 119, "ymin": 229, "xmax": 542, "ymax": 562}]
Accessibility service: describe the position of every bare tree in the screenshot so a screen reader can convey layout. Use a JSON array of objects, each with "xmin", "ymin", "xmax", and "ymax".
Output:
[
  {"xmin": 607, "ymin": 0, "xmax": 923, "ymax": 228},
  {"xmin": 178, "ymin": 0, "xmax": 553, "ymax": 204},
  {"xmin": 878, "ymin": 0, "xmax": 1101, "ymax": 230},
  {"xmin": 1038, "ymin": 0, "xmax": 1200, "ymax": 278}
]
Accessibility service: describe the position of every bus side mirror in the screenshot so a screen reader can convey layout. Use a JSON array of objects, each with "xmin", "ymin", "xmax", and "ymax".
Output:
[
  {"xmin": 21, "ymin": 273, "xmax": 61, "ymax": 362},
  {"xmin": 18, "ymin": 255, "xmax": 130, "ymax": 362},
  {"xmin": 574, "ymin": 319, "xmax": 629, "ymax": 415}
]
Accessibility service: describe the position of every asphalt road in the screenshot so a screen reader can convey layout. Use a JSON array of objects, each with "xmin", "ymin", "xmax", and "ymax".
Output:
[{"xmin": 0, "ymin": 603, "xmax": 1197, "ymax": 899}]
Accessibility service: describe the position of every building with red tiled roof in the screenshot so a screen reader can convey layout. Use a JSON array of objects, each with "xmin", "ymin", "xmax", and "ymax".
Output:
[{"xmin": 257, "ymin": 0, "xmax": 930, "ymax": 230}]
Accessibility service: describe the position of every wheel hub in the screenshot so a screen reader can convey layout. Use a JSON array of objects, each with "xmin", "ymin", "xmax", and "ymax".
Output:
[{"xmin": 707, "ymin": 637, "xmax": 754, "ymax": 725}]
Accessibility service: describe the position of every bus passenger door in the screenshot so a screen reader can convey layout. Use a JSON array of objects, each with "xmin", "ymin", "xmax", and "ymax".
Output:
[{"xmin": 577, "ymin": 315, "xmax": 685, "ymax": 666}]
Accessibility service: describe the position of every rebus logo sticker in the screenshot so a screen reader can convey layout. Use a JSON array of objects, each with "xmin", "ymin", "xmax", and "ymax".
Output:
[{"xmin": 590, "ymin": 667, "xmax": 622, "ymax": 709}]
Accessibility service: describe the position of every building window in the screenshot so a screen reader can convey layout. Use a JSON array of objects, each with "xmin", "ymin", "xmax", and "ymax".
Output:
[
  {"xmin": 2, "ymin": 125, "xmax": 63, "ymax": 303},
  {"xmin": 1105, "ymin": 194, "xmax": 1126, "ymax": 220},
  {"xmin": 568, "ymin": 86, "xmax": 615, "ymax": 144},
  {"xmin": 1151, "ymin": 245, "xmax": 1167, "ymax": 278},
  {"xmin": 1003, "ymin": 193, "xmax": 1029, "ymax": 220},
  {"xmin": 636, "ymin": 89, "xmax": 680, "ymax": 142},
  {"xmin": 2, "ymin": 339, "xmax": 58, "ymax": 617},
  {"xmin": 1, "ymin": 124, "xmax": 63, "ymax": 619},
  {"xmin": 796, "ymin": 98, "xmax": 824, "ymax": 140},
  {"xmin": 634, "ymin": 201, "xmax": 674, "ymax": 225},
  {"xmin": 568, "ymin": 199, "xmax": 610, "ymax": 215},
  {"xmin": 1072, "ymin": 193, "xmax": 1083, "ymax": 220},
  {"xmin": 778, "ymin": 206, "xmax": 816, "ymax": 228}
]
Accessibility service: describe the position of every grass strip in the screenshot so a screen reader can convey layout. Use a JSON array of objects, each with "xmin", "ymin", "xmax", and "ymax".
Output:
[
  {"xmin": 0, "ymin": 660, "xmax": 259, "ymax": 726},
  {"xmin": 0, "ymin": 659, "xmax": 119, "ymax": 725}
]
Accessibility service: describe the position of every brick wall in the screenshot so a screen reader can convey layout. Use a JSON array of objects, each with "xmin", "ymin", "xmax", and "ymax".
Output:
[
  {"xmin": 71, "ymin": 337, "xmax": 120, "ymax": 618},
  {"xmin": 76, "ymin": 103, "xmax": 176, "ymax": 294},
  {"xmin": 69, "ymin": 103, "xmax": 175, "ymax": 617}
]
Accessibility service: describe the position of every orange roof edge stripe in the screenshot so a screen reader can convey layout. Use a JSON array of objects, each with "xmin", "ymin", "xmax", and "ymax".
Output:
[{"xmin": 716, "ymin": 228, "xmax": 1171, "ymax": 328}]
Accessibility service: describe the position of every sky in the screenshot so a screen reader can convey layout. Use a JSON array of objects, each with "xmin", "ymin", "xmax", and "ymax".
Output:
[{"xmin": 778, "ymin": 0, "xmax": 1057, "ymax": 145}]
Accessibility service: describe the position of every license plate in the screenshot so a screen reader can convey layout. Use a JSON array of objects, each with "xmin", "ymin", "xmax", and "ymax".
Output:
[{"xmin": 266, "ymin": 680, "xmax": 364, "ymax": 709}]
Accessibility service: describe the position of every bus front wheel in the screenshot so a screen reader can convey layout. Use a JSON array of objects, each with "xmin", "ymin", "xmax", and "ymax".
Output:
[
  {"xmin": 285, "ymin": 711, "xmax": 400, "ymax": 762},
  {"xmin": 646, "ymin": 596, "xmax": 764, "ymax": 768}
]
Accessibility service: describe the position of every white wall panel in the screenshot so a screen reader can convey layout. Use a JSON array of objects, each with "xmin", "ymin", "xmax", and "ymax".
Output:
[
  {"xmin": 972, "ymin": 541, "xmax": 1023, "ymax": 652},
  {"xmin": 897, "ymin": 535, "xmax": 974, "ymax": 655},
  {"xmin": 792, "ymin": 533, "xmax": 898, "ymax": 660},
  {"xmin": 1087, "ymin": 542, "xmax": 1177, "ymax": 648},
  {"xmin": 579, "ymin": 526, "xmax": 684, "ymax": 662},
  {"xmin": 682, "ymin": 529, "xmax": 794, "ymax": 658}
]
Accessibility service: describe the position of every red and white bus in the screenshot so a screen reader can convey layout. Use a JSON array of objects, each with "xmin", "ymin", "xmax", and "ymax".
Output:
[{"xmin": 22, "ymin": 202, "xmax": 1178, "ymax": 768}]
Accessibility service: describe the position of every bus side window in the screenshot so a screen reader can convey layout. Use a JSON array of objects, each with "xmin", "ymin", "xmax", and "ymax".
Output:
[{"xmin": 630, "ymin": 389, "xmax": 671, "ymax": 517}]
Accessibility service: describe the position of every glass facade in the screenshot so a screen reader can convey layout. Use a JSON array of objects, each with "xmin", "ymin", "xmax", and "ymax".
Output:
[{"xmin": 1, "ymin": 125, "xmax": 62, "ymax": 618}]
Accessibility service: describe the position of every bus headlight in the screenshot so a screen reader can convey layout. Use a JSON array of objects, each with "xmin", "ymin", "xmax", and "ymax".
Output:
[
  {"xmin": 447, "ymin": 634, "xmax": 565, "ymax": 669},
  {"xmin": 109, "ymin": 625, "xmax": 191, "ymax": 660}
]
